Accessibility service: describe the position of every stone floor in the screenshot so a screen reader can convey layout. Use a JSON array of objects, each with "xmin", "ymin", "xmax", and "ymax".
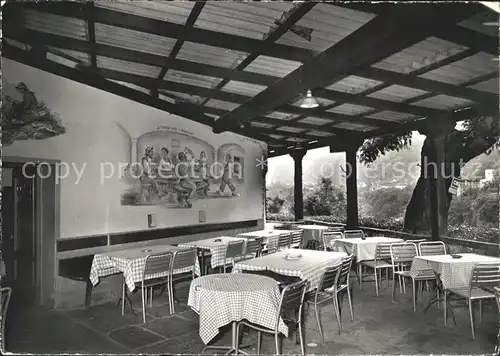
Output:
[{"xmin": 5, "ymin": 278, "xmax": 498, "ymax": 354}]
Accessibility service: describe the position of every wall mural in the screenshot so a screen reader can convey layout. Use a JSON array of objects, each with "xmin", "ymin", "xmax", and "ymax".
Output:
[
  {"xmin": 2, "ymin": 82, "xmax": 66, "ymax": 145},
  {"xmin": 121, "ymin": 126, "xmax": 265, "ymax": 209}
]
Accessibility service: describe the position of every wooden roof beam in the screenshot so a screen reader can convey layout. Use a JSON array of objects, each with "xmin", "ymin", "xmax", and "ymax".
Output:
[{"xmin": 213, "ymin": 4, "xmax": 478, "ymax": 133}]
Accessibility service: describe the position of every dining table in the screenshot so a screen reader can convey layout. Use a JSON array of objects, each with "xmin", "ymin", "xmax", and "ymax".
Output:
[
  {"xmin": 188, "ymin": 273, "xmax": 287, "ymax": 354},
  {"xmin": 233, "ymin": 249, "xmax": 347, "ymax": 291},
  {"xmin": 178, "ymin": 236, "xmax": 246, "ymax": 276}
]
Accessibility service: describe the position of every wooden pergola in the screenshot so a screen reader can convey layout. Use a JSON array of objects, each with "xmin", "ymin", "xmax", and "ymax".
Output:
[{"xmin": 3, "ymin": 1, "xmax": 498, "ymax": 239}]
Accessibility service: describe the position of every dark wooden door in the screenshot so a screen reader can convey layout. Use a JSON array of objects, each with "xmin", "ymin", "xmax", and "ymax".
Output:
[{"xmin": 1, "ymin": 164, "xmax": 37, "ymax": 303}]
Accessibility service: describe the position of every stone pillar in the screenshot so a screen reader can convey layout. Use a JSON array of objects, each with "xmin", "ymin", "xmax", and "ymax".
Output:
[
  {"xmin": 131, "ymin": 138, "xmax": 138, "ymax": 163},
  {"xmin": 345, "ymin": 140, "xmax": 363, "ymax": 230},
  {"xmin": 290, "ymin": 150, "xmax": 306, "ymax": 221}
]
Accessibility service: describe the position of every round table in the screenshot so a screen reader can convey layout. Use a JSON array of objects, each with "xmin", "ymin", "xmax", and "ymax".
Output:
[
  {"xmin": 296, "ymin": 225, "xmax": 329, "ymax": 247},
  {"xmin": 188, "ymin": 273, "xmax": 288, "ymax": 354}
]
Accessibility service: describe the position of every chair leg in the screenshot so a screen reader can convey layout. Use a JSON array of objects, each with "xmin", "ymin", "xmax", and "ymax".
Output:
[
  {"xmin": 168, "ymin": 279, "xmax": 174, "ymax": 315},
  {"xmin": 314, "ymin": 298, "xmax": 324, "ymax": 343},
  {"xmin": 333, "ymin": 293, "xmax": 342, "ymax": 334},
  {"xmin": 298, "ymin": 319, "xmax": 305, "ymax": 355},
  {"xmin": 347, "ymin": 287, "xmax": 354, "ymax": 321},
  {"xmin": 275, "ymin": 332, "xmax": 280, "ymax": 355},
  {"xmin": 444, "ymin": 290, "xmax": 448, "ymax": 326},
  {"xmin": 392, "ymin": 273, "xmax": 396, "ymax": 302},
  {"xmin": 374, "ymin": 269, "xmax": 379, "ymax": 297},
  {"xmin": 142, "ymin": 287, "xmax": 146, "ymax": 323},
  {"xmin": 479, "ymin": 300, "xmax": 482, "ymax": 322},
  {"xmin": 121, "ymin": 279, "xmax": 126, "ymax": 315},
  {"xmin": 469, "ymin": 299, "xmax": 475, "ymax": 340}
]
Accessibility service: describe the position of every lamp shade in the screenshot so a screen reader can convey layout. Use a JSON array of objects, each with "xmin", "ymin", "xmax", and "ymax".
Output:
[{"xmin": 300, "ymin": 90, "xmax": 319, "ymax": 108}]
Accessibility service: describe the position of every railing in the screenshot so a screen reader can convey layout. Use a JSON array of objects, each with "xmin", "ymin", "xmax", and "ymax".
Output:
[{"xmin": 268, "ymin": 219, "xmax": 499, "ymax": 257}]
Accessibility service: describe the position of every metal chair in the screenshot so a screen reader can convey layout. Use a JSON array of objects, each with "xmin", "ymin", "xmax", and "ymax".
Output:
[
  {"xmin": 322, "ymin": 231, "xmax": 344, "ymax": 252},
  {"xmin": 445, "ymin": 262, "xmax": 500, "ymax": 339},
  {"xmin": 390, "ymin": 243, "xmax": 436, "ymax": 312},
  {"xmin": 289, "ymin": 230, "xmax": 304, "ymax": 248},
  {"xmin": 335, "ymin": 254, "xmax": 355, "ymax": 332},
  {"xmin": 221, "ymin": 240, "xmax": 245, "ymax": 273},
  {"xmin": 127, "ymin": 252, "xmax": 173, "ymax": 323},
  {"xmin": 1, "ymin": 287, "xmax": 12, "ymax": 352},
  {"xmin": 494, "ymin": 287, "xmax": 500, "ymax": 356},
  {"xmin": 306, "ymin": 263, "xmax": 342, "ymax": 343},
  {"xmin": 170, "ymin": 248, "xmax": 196, "ymax": 313},
  {"xmin": 277, "ymin": 233, "xmax": 292, "ymax": 250},
  {"xmin": 360, "ymin": 243, "xmax": 393, "ymax": 296},
  {"xmin": 344, "ymin": 230, "xmax": 364, "ymax": 239},
  {"xmin": 245, "ymin": 237, "xmax": 263, "ymax": 257},
  {"xmin": 418, "ymin": 241, "xmax": 446, "ymax": 256},
  {"xmin": 236, "ymin": 280, "xmax": 308, "ymax": 355}
]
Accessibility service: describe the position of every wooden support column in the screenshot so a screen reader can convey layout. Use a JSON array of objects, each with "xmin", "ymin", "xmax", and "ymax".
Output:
[
  {"xmin": 290, "ymin": 150, "xmax": 306, "ymax": 221},
  {"xmin": 345, "ymin": 140, "xmax": 363, "ymax": 229},
  {"xmin": 420, "ymin": 118, "xmax": 455, "ymax": 240}
]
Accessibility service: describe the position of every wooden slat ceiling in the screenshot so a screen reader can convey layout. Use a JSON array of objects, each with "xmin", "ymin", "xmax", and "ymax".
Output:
[{"xmin": 2, "ymin": 1, "xmax": 498, "ymax": 157}]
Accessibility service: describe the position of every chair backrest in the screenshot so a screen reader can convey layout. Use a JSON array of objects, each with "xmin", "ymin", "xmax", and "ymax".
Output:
[
  {"xmin": 407, "ymin": 239, "xmax": 427, "ymax": 244},
  {"xmin": 244, "ymin": 238, "xmax": 262, "ymax": 257},
  {"xmin": 225, "ymin": 240, "xmax": 245, "ymax": 259},
  {"xmin": 278, "ymin": 279, "xmax": 308, "ymax": 318},
  {"xmin": 344, "ymin": 230, "xmax": 364, "ymax": 239},
  {"xmin": 143, "ymin": 252, "xmax": 174, "ymax": 280},
  {"xmin": 278, "ymin": 233, "xmax": 291, "ymax": 249},
  {"xmin": 374, "ymin": 243, "xmax": 392, "ymax": 262},
  {"xmin": 418, "ymin": 241, "xmax": 446, "ymax": 256},
  {"xmin": 470, "ymin": 262, "xmax": 500, "ymax": 290},
  {"xmin": 171, "ymin": 248, "xmax": 197, "ymax": 271},
  {"xmin": 317, "ymin": 263, "xmax": 342, "ymax": 292},
  {"xmin": 338, "ymin": 254, "xmax": 354, "ymax": 286},
  {"xmin": 290, "ymin": 230, "xmax": 303, "ymax": 246},
  {"xmin": 322, "ymin": 231, "xmax": 344, "ymax": 251},
  {"xmin": 1, "ymin": 287, "xmax": 12, "ymax": 350},
  {"xmin": 390, "ymin": 243, "xmax": 417, "ymax": 272}
]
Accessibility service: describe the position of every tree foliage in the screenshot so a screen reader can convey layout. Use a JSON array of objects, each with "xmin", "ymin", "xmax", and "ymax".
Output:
[{"xmin": 303, "ymin": 176, "xmax": 346, "ymax": 217}]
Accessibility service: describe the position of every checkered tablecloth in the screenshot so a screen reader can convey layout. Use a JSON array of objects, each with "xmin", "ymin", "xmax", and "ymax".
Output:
[
  {"xmin": 233, "ymin": 249, "xmax": 346, "ymax": 291},
  {"xmin": 334, "ymin": 237, "xmax": 404, "ymax": 262},
  {"xmin": 178, "ymin": 236, "xmax": 245, "ymax": 275},
  {"xmin": 237, "ymin": 230, "xmax": 293, "ymax": 249},
  {"xmin": 89, "ymin": 244, "xmax": 192, "ymax": 292},
  {"xmin": 411, "ymin": 253, "xmax": 500, "ymax": 289},
  {"xmin": 188, "ymin": 274, "xmax": 288, "ymax": 344},
  {"xmin": 296, "ymin": 225, "xmax": 329, "ymax": 247}
]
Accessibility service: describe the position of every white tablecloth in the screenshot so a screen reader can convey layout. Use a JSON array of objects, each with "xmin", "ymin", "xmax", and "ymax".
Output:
[
  {"xmin": 334, "ymin": 237, "xmax": 404, "ymax": 262},
  {"xmin": 410, "ymin": 253, "xmax": 500, "ymax": 289},
  {"xmin": 188, "ymin": 274, "xmax": 288, "ymax": 344},
  {"xmin": 90, "ymin": 244, "xmax": 191, "ymax": 291},
  {"xmin": 233, "ymin": 249, "xmax": 346, "ymax": 291},
  {"xmin": 178, "ymin": 236, "xmax": 245, "ymax": 275}
]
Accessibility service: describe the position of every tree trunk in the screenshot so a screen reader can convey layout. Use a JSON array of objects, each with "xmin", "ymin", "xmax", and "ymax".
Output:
[{"xmin": 403, "ymin": 130, "xmax": 495, "ymax": 234}]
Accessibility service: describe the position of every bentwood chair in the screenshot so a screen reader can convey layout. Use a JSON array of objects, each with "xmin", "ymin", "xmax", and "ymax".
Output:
[
  {"xmin": 390, "ymin": 243, "xmax": 436, "ymax": 312},
  {"xmin": 221, "ymin": 240, "xmax": 245, "ymax": 273},
  {"xmin": 289, "ymin": 230, "xmax": 304, "ymax": 248},
  {"xmin": 360, "ymin": 243, "xmax": 393, "ymax": 296},
  {"xmin": 128, "ymin": 252, "xmax": 173, "ymax": 323},
  {"xmin": 418, "ymin": 241, "xmax": 446, "ymax": 256},
  {"xmin": 236, "ymin": 280, "xmax": 309, "ymax": 355},
  {"xmin": 169, "ymin": 248, "xmax": 196, "ymax": 313},
  {"xmin": 1, "ymin": 287, "xmax": 12, "ymax": 351},
  {"xmin": 344, "ymin": 230, "xmax": 364, "ymax": 239},
  {"xmin": 306, "ymin": 263, "xmax": 342, "ymax": 343},
  {"xmin": 445, "ymin": 262, "xmax": 500, "ymax": 339},
  {"xmin": 322, "ymin": 231, "xmax": 344, "ymax": 252}
]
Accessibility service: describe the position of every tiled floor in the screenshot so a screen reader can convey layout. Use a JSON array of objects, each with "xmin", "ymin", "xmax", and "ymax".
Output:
[{"xmin": 5, "ymin": 278, "xmax": 498, "ymax": 354}]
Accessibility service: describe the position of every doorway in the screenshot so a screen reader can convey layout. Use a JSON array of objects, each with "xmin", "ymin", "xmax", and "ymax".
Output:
[{"xmin": 2, "ymin": 162, "xmax": 37, "ymax": 304}]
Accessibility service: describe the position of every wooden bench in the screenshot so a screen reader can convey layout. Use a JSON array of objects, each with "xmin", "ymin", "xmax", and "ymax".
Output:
[{"xmin": 58, "ymin": 255, "xmax": 94, "ymax": 308}]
